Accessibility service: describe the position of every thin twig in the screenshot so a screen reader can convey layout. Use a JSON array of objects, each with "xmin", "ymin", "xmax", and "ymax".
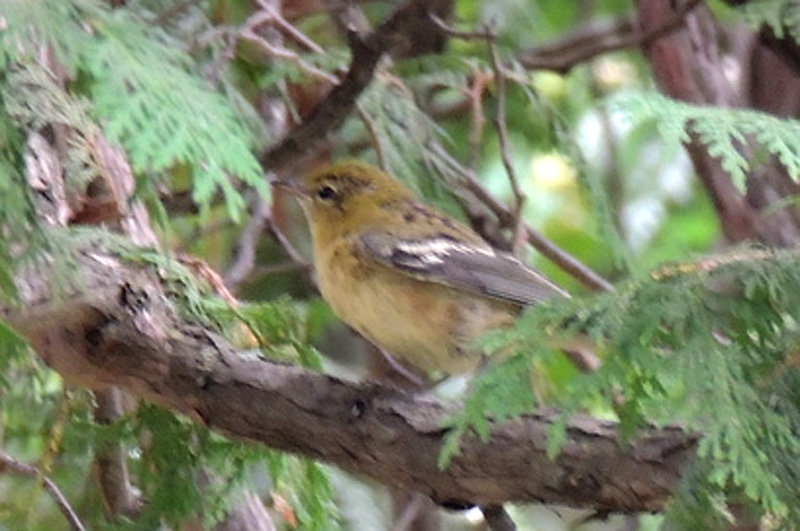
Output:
[
  {"xmin": 430, "ymin": 144, "xmax": 614, "ymax": 292},
  {"xmin": 392, "ymin": 493, "xmax": 428, "ymax": 530},
  {"xmin": 0, "ymin": 452, "xmax": 86, "ymax": 531},
  {"xmin": 224, "ymin": 197, "xmax": 270, "ymax": 290},
  {"xmin": 430, "ymin": 15, "xmax": 529, "ymax": 92},
  {"xmin": 481, "ymin": 504, "xmax": 517, "ymax": 531},
  {"xmin": 466, "ymin": 69, "xmax": 490, "ymax": 170},
  {"xmin": 94, "ymin": 389, "xmax": 143, "ymax": 519},
  {"xmin": 434, "ymin": 3, "xmax": 703, "ymax": 74},
  {"xmin": 224, "ymin": 195, "xmax": 313, "ymax": 290},
  {"xmin": 240, "ymin": 27, "xmax": 339, "ymax": 84},
  {"xmin": 486, "ymin": 26, "xmax": 527, "ymax": 256},
  {"xmin": 260, "ymin": 0, "xmax": 432, "ymax": 173},
  {"xmin": 429, "ymin": 14, "xmax": 492, "ymax": 40},
  {"xmin": 155, "ymin": 0, "xmax": 197, "ymax": 25},
  {"xmin": 193, "ymin": 3, "xmax": 339, "ymax": 85},
  {"xmin": 517, "ymin": 0, "xmax": 705, "ymax": 72},
  {"xmin": 263, "ymin": 197, "xmax": 316, "ymax": 287},
  {"xmin": 286, "ymin": 0, "xmax": 387, "ymax": 21},
  {"xmin": 205, "ymin": 32, "xmax": 238, "ymax": 85},
  {"xmin": 259, "ymin": 0, "xmax": 327, "ymax": 54},
  {"xmin": 265, "ymin": 213, "xmax": 309, "ymax": 270},
  {"xmin": 356, "ymin": 103, "xmax": 388, "ymax": 171}
]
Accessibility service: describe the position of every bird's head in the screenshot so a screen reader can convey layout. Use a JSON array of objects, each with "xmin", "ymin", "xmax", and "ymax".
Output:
[{"xmin": 273, "ymin": 160, "xmax": 415, "ymax": 236}]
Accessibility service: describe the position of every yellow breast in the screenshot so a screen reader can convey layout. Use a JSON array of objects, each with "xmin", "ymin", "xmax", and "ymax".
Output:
[{"xmin": 315, "ymin": 239, "xmax": 515, "ymax": 373}]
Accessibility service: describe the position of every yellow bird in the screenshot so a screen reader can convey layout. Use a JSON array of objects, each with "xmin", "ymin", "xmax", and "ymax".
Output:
[{"xmin": 273, "ymin": 161, "xmax": 568, "ymax": 374}]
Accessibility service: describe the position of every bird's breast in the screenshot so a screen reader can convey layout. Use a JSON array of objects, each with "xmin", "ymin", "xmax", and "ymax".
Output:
[{"xmin": 315, "ymin": 240, "xmax": 515, "ymax": 373}]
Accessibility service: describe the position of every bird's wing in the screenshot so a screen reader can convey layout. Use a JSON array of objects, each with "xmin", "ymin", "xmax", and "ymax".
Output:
[{"xmin": 358, "ymin": 230, "xmax": 569, "ymax": 306}]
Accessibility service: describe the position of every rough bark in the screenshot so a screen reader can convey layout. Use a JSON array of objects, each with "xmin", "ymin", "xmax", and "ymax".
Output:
[{"xmin": 2, "ymin": 248, "xmax": 698, "ymax": 513}]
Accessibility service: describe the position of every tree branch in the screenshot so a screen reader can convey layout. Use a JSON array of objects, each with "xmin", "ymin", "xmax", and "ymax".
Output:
[
  {"xmin": 637, "ymin": 0, "xmax": 800, "ymax": 247},
  {"xmin": 259, "ymin": 0, "xmax": 435, "ymax": 173},
  {"xmin": 517, "ymin": 0, "xmax": 704, "ymax": 73},
  {"xmin": 94, "ymin": 388, "xmax": 143, "ymax": 520},
  {"xmin": 3, "ymin": 246, "xmax": 697, "ymax": 512},
  {"xmin": 430, "ymin": 144, "xmax": 614, "ymax": 292},
  {"xmin": 0, "ymin": 452, "xmax": 86, "ymax": 531}
]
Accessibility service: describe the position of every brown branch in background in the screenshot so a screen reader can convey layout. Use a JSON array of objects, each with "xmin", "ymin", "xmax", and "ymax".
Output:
[
  {"xmin": 356, "ymin": 103, "xmax": 388, "ymax": 170},
  {"xmin": 154, "ymin": 0, "xmax": 197, "ymax": 25},
  {"xmin": 94, "ymin": 389, "xmax": 143, "ymax": 520},
  {"xmin": 239, "ymin": 23, "xmax": 338, "ymax": 84},
  {"xmin": 431, "ymin": 2, "xmax": 702, "ymax": 74},
  {"xmin": 392, "ymin": 493, "xmax": 437, "ymax": 530},
  {"xmin": 251, "ymin": 261, "xmax": 311, "ymax": 276},
  {"xmin": 486, "ymin": 26, "xmax": 527, "ymax": 256},
  {"xmin": 482, "ymin": 504, "xmax": 517, "ymax": 531},
  {"xmin": 518, "ymin": 0, "xmax": 705, "ymax": 73},
  {"xmin": 224, "ymin": 197, "xmax": 270, "ymax": 290},
  {"xmin": 525, "ymin": 18, "xmax": 635, "ymax": 60},
  {"xmin": 636, "ymin": 0, "xmax": 771, "ymax": 245},
  {"xmin": 259, "ymin": 0, "xmax": 433, "ymax": 173},
  {"xmin": 427, "ymin": 16, "xmax": 611, "ymax": 290},
  {"xmin": 255, "ymin": 0, "xmax": 326, "ymax": 54},
  {"xmin": 207, "ymin": 32, "xmax": 238, "ymax": 85},
  {"xmin": 466, "ymin": 69, "xmax": 490, "ymax": 170},
  {"xmin": 158, "ymin": 188, "xmax": 201, "ymax": 216},
  {"xmin": 193, "ymin": 1, "xmax": 337, "ymax": 84},
  {"xmin": 241, "ymin": 195, "xmax": 316, "ymax": 285},
  {"xmin": 286, "ymin": 0, "xmax": 397, "ymax": 22},
  {"xmin": 223, "ymin": 192, "xmax": 312, "ymax": 289},
  {"xmin": 0, "ymin": 452, "xmax": 86, "ymax": 531},
  {"xmin": 430, "ymin": 144, "xmax": 614, "ymax": 292},
  {"xmin": 216, "ymin": 490, "xmax": 278, "ymax": 531},
  {"xmin": 429, "ymin": 14, "xmax": 492, "ymax": 40},
  {"xmin": 264, "ymin": 206, "xmax": 310, "ymax": 271}
]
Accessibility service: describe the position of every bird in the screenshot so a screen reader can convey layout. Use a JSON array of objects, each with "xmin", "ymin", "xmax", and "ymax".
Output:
[{"xmin": 272, "ymin": 160, "xmax": 569, "ymax": 374}]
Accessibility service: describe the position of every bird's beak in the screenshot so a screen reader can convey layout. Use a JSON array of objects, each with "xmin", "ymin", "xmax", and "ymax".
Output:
[{"xmin": 269, "ymin": 178, "xmax": 306, "ymax": 197}]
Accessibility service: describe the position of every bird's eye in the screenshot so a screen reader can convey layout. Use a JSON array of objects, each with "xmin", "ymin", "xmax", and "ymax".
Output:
[{"xmin": 317, "ymin": 185, "xmax": 336, "ymax": 201}]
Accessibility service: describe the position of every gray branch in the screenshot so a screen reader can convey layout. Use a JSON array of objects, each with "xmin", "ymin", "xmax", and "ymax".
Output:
[{"xmin": 3, "ymin": 247, "xmax": 698, "ymax": 513}]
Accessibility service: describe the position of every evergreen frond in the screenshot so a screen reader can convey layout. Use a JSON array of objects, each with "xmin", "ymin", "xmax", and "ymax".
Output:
[
  {"xmin": 273, "ymin": 458, "xmax": 341, "ymax": 531},
  {"xmin": 84, "ymin": 9, "xmax": 267, "ymax": 220},
  {"xmin": 477, "ymin": 247, "xmax": 800, "ymax": 523},
  {"xmin": 0, "ymin": 320, "xmax": 31, "ymax": 390},
  {"xmin": 0, "ymin": 0, "xmax": 100, "ymax": 72},
  {"xmin": 2, "ymin": 0, "xmax": 268, "ymax": 221},
  {"xmin": 358, "ymin": 80, "xmax": 443, "ymax": 193},
  {"xmin": 352, "ymin": 75, "xmax": 474, "ymax": 220},
  {"xmin": 0, "ymin": 73, "xmax": 47, "ymax": 302},
  {"xmin": 6, "ymin": 64, "xmax": 100, "ymax": 191},
  {"xmin": 439, "ymin": 352, "xmax": 537, "ymax": 468},
  {"xmin": 615, "ymin": 92, "xmax": 800, "ymax": 191}
]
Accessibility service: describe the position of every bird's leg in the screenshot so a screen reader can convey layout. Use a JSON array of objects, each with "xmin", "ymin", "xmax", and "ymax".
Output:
[{"xmin": 375, "ymin": 346, "xmax": 426, "ymax": 388}]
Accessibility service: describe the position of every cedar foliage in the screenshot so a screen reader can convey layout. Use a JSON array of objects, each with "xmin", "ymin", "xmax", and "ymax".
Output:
[{"xmin": 2, "ymin": 0, "xmax": 800, "ymax": 529}]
